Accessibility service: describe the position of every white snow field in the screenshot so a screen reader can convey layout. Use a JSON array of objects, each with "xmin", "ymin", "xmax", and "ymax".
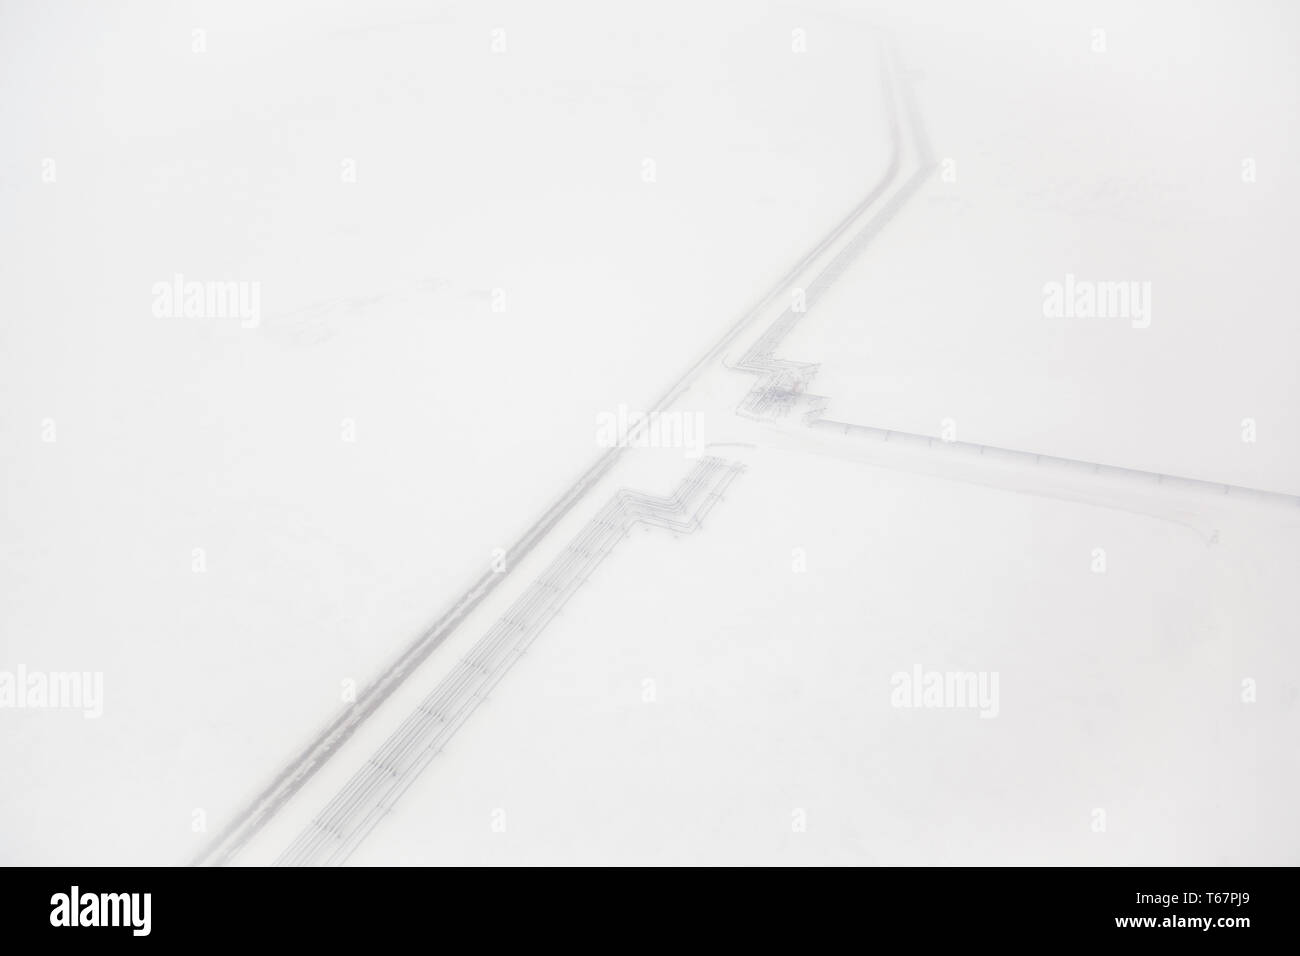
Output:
[
  {"xmin": 794, "ymin": 0, "xmax": 1300, "ymax": 495},
  {"xmin": 2, "ymin": 0, "xmax": 890, "ymax": 865},
  {"xmin": 2, "ymin": 0, "xmax": 1298, "ymax": 867},
  {"xmin": 341, "ymin": 446, "xmax": 1300, "ymax": 866}
]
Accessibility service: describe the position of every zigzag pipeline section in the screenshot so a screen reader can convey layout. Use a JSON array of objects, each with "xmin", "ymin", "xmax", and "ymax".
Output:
[
  {"xmin": 275, "ymin": 455, "xmax": 744, "ymax": 867},
  {"xmin": 734, "ymin": 48, "xmax": 936, "ymax": 421},
  {"xmin": 193, "ymin": 39, "xmax": 919, "ymax": 868}
]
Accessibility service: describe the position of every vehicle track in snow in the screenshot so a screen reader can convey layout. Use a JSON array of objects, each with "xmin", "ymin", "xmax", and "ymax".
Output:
[
  {"xmin": 192, "ymin": 38, "xmax": 916, "ymax": 867},
  {"xmin": 276, "ymin": 457, "xmax": 743, "ymax": 867}
]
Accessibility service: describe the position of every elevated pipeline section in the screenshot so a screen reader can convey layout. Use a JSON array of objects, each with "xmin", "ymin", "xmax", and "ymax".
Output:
[{"xmin": 276, "ymin": 456, "xmax": 744, "ymax": 867}]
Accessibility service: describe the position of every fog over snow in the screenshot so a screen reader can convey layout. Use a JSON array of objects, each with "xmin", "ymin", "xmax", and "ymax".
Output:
[{"xmin": 1, "ymin": 0, "xmax": 1297, "ymax": 866}]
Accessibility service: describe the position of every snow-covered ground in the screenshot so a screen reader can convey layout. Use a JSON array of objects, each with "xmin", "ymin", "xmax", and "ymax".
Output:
[
  {"xmin": 343, "ymin": 444, "xmax": 1300, "ymax": 865},
  {"xmin": 1, "ymin": 0, "xmax": 890, "ymax": 865},
  {"xmin": 797, "ymin": 0, "xmax": 1300, "ymax": 493},
  {"xmin": 2, "ymin": 0, "xmax": 1298, "ymax": 866}
]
